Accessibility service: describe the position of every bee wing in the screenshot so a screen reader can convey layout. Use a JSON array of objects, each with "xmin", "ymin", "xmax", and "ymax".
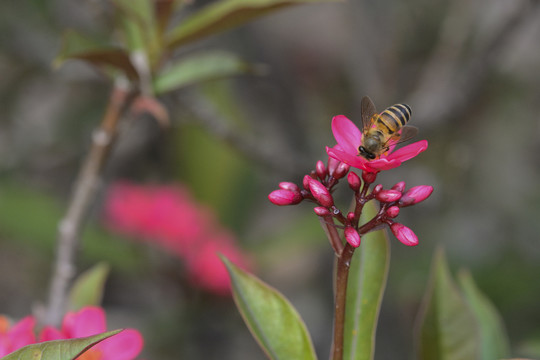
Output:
[
  {"xmin": 385, "ymin": 126, "xmax": 419, "ymax": 148},
  {"xmin": 361, "ymin": 96, "xmax": 377, "ymax": 132},
  {"xmin": 397, "ymin": 125, "xmax": 419, "ymax": 143}
]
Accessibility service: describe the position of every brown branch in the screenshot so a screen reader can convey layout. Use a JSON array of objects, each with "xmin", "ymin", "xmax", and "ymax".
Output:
[{"xmin": 43, "ymin": 79, "xmax": 135, "ymax": 326}]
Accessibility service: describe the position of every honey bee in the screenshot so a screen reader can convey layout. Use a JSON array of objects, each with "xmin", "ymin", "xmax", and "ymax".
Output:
[{"xmin": 358, "ymin": 96, "xmax": 418, "ymax": 160}]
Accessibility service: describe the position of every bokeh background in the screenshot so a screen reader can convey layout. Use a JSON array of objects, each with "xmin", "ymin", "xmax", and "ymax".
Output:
[{"xmin": 1, "ymin": 0, "xmax": 540, "ymax": 359}]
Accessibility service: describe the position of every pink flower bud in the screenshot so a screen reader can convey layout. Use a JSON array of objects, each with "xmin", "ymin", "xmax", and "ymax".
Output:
[
  {"xmin": 309, "ymin": 179, "xmax": 334, "ymax": 207},
  {"xmin": 303, "ymin": 175, "xmax": 313, "ymax": 190},
  {"xmin": 362, "ymin": 171, "xmax": 377, "ymax": 184},
  {"xmin": 386, "ymin": 206, "xmax": 400, "ymax": 218},
  {"xmin": 268, "ymin": 189, "xmax": 302, "ymax": 206},
  {"xmin": 316, "ymin": 160, "xmax": 327, "ymax": 180},
  {"xmin": 399, "ymin": 185, "xmax": 434, "ymax": 207},
  {"xmin": 390, "ymin": 223, "xmax": 418, "ymax": 246},
  {"xmin": 344, "ymin": 226, "xmax": 361, "ymax": 247},
  {"xmin": 347, "ymin": 211, "xmax": 355, "ymax": 222},
  {"xmin": 391, "ymin": 181, "xmax": 406, "ymax": 192},
  {"xmin": 333, "ymin": 162, "xmax": 350, "ymax": 179},
  {"xmin": 327, "ymin": 156, "xmax": 340, "ymax": 176},
  {"xmin": 314, "ymin": 206, "xmax": 331, "ymax": 216},
  {"xmin": 376, "ymin": 189, "xmax": 402, "ymax": 203},
  {"xmin": 279, "ymin": 182, "xmax": 299, "ymax": 192},
  {"xmin": 347, "ymin": 171, "xmax": 361, "ymax": 191},
  {"xmin": 372, "ymin": 184, "xmax": 383, "ymax": 195}
]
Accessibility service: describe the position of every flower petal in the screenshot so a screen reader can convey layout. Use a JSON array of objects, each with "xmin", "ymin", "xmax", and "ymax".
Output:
[
  {"xmin": 326, "ymin": 146, "xmax": 370, "ymax": 171},
  {"xmin": 331, "ymin": 115, "xmax": 362, "ymax": 154},
  {"xmin": 387, "ymin": 140, "xmax": 428, "ymax": 162},
  {"xmin": 64, "ymin": 307, "xmax": 107, "ymax": 338},
  {"xmin": 98, "ymin": 329, "xmax": 144, "ymax": 360},
  {"xmin": 366, "ymin": 157, "xmax": 402, "ymax": 171}
]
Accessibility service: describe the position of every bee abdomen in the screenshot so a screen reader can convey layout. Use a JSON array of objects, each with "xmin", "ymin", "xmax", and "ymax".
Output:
[{"xmin": 377, "ymin": 104, "xmax": 411, "ymax": 134}]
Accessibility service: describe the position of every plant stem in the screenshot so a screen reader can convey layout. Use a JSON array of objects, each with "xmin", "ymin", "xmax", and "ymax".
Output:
[
  {"xmin": 331, "ymin": 242, "xmax": 355, "ymax": 360},
  {"xmin": 43, "ymin": 80, "xmax": 134, "ymax": 326}
]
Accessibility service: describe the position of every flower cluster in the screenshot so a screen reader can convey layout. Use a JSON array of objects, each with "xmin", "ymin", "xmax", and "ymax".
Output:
[
  {"xmin": 0, "ymin": 307, "xmax": 143, "ymax": 359},
  {"xmin": 268, "ymin": 114, "xmax": 432, "ymax": 250},
  {"xmin": 103, "ymin": 181, "xmax": 251, "ymax": 295}
]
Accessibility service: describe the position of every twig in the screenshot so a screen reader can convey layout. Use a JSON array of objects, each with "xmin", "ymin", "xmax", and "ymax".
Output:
[{"xmin": 43, "ymin": 78, "xmax": 135, "ymax": 326}]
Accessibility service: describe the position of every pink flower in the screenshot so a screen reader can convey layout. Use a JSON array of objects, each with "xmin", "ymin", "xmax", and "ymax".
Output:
[
  {"xmin": 0, "ymin": 315, "xmax": 36, "ymax": 357},
  {"xmin": 326, "ymin": 115, "xmax": 428, "ymax": 173},
  {"xmin": 103, "ymin": 181, "xmax": 252, "ymax": 294},
  {"xmin": 39, "ymin": 307, "xmax": 143, "ymax": 360}
]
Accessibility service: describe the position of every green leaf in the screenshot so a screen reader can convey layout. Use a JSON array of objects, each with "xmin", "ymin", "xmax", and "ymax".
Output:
[
  {"xmin": 68, "ymin": 262, "xmax": 110, "ymax": 311},
  {"xmin": 415, "ymin": 248, "xmax": 480, "ymax": 360},
  {"xmin": 153, "ymin": 51, "xmax": 263, "ymax": 94},
  {"xmin": 1, "ymin": 329, "xmax": 122, "ymax": 360},
  {"xmin": 165, "ymin": 0, "xmax": 339, "ymax": 49},
  {"xmin": 54, "ymin": 30, "xmax": 138, "ymax": 79},
  {"xmin": 343, "ymin": 201, "xmax": 390, "ymax": 360},
  {"xmin": 458, "ymin": 270, "xmax": 511, "ymax": 360},
  {"xmin": 221, "ymin": 256, "xmax": 317, "ymax": 360}
]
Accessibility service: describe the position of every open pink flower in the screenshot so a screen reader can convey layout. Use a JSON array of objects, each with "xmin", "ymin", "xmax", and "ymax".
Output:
[
  {"xmin": 0, "ymin": 315, "xmax": 36, "ymax": 357},
  {"xmin": 104, "ymin": 181, "xmax": 252, "ymax": 295},
  {"xmin": 39, "ymin": 307, "xmax": 143, "ymax": 360},
  {"xmin": 326, "ymin": 115, "xmax": 428, "ymax": 173}
]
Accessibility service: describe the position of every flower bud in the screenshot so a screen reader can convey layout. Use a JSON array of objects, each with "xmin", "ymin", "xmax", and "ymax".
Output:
[
  {"xmin": 347, "ymin": 171, "xmax": 361, "ymax": 192},
  {"xmin": 399, "ymin": 185, "xmax": 434, "ymax": 207},
  {"xmin": 390, "ymin": 223, "xmax": 418, "ymax": 246},
  {"xmin": 344, "ymin": 226, "xmax": 361, "ymax": 247},
  {"xmin": 314, "ymin": 206, "xmax": 331, "ymax": 216},
  {"xmin": 268, "ymin": 189, "xmax": 303, "ymax": 206},
  {"xmin": 372, "ymin": 184, "xmax": 383, "ymax": 195},
  {"xmin": 391, "ymin": 181, "xmax": 406, "ymax": 193},
  {"xmin": 279, "ymin": 182, "xmax": 299, "ymax": 192},
  {"xmin": 386, "ymin": 206, "xmax": 400, "ymax": 218},
  {"xmin": 333, "ymin": 162, "xmax": 350, "ymax": 179},
  {"xmin": 316, "ymin": 160, "xmax": 327, "ymax": 180},
  {"xmin": 327, "ymin": 156, "xmax": 340, "ymax": 177},
  {"xmin": 347, "ymin": 211, "xmax": 355, "ymax": 222},
  {"xmin": 376, "ymin": 189, "xmax": 402, "ymax": 203},
  {"xmin": 303, "ymin": 175, "xmax": 313, "ymax": 190},
  {"xmin": 308, "ymin": 179, "xmax": 334, "ymax": 207},
  {"xmin": 362, "ymin": 171, "xmax": 377, "ymax": 184}
]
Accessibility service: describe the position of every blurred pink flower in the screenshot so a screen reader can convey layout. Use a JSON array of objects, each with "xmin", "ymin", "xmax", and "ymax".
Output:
[
  {"xmin": 0, "ymin": 315, "xmax": 36, "ymax": 357},
  {"xmin": 104, "ymin": 181, "xmax": 251, "ymax": 294},
  {"xmin": 326, "ymin": 115, "xmax": 428, "ymax": 173},
  {"xmin": 40, "ymin": 306, "xmax": 143, "ymax": 360}
]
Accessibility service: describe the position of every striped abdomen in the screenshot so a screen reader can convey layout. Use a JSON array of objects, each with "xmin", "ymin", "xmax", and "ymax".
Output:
[{"xmin": 376, "ymin": 104, "xmax": 412, "ymax": 135}]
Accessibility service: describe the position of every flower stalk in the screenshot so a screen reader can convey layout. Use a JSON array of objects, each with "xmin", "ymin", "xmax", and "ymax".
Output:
[{"xmin": 44, "ymin": 79, "xmax": 136, "ymax": 326}]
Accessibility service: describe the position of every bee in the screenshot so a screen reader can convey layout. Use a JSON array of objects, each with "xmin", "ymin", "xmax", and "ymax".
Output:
[{"xmin": 358, "ymin": 96, "xmax": 418, "ymax": 160}]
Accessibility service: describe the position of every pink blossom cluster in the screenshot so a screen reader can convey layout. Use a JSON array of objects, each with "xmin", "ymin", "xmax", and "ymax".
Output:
[
  {"xmin": 268, "ymin": 113, "xmax": 432, "ymax": 250},
  {"xmin": 104, "ymin": 181, "xmax": 251, "ymax": 295},
  {"xmin": 0, "ymin": 307, "xmax": 143, "ymax": 359}
]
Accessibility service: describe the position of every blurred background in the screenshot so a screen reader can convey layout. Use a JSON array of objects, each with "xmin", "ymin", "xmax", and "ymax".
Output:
[{"xmin": 1, "ymin": 0, "xmax": 540, "ymax": 359}]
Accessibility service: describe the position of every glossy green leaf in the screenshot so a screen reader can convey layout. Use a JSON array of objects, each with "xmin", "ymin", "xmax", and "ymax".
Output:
[
  {"xmin": 166, "ymin": 0, "xmax": 339, "ymax": 49},
  {"xmin": 222, "ymin": 256, "xmax": 317, "ymax": 360},
  {"xmin": 54, "ymin": 30, "xmax": 138, "ymax": 79},
  {"xmin": 153, "ymin": 51, "xmax": 262, "ymax": 94},
  {"xmin": 1, "ymin": 329, "xmax": 122, "ymax": 360},
  {"xmin": 458, "ymin": 270, "xmax": 510, "ymax": 360},
  {"xmin": 343, "ymin": 201, "xmax": 390, "ymax": 360},
  {"xmin": 68, "ymin": 262, "xmax": 110, "ymax": 311},
  {"xmin": 415, "ymin": 248, "xmax": 480, "ymax": 360}
]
